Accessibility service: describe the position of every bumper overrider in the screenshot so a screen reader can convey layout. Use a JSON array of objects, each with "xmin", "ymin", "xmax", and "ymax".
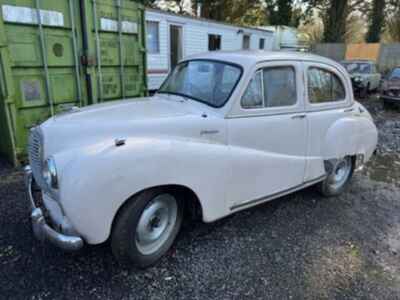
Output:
[{"xmin": 24, "ymin": 165, "xmax": 84, "ymax": 251}]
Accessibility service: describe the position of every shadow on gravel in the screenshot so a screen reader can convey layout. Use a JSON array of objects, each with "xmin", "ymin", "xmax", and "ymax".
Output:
[{"xmin": 0, "ymin": 95, "xmax": 399, "ymax": 299}]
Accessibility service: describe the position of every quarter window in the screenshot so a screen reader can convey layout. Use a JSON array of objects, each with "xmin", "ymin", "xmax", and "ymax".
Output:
[
  {"xmin": 308, "ymin": 67, "xmax": 346, "ymax": 104},
  {"xmin": 241, "ymin": 67, "xmax": 297, "ymax": 109},
  {"xmin": 241, "ymin": 71, "xmax": 263, "ymax": 109}
]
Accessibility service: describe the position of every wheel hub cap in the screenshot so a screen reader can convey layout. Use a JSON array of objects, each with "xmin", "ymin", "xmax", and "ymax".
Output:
[
  {"xmin": 135, "ymin": 194, "xmax": 178, "ymax": 255},
  {"xmin": 328, "ymin": 157, "xmax": 352, "ymax": 189}
]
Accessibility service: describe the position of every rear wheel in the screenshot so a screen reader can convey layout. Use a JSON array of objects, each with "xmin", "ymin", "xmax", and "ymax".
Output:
[
  {"xmin": 111, "ymin": 188, "xmax": 183, "ymax": 268},
  {"xmin": 318, "ymin": 156, "xmax": 354, "ymax": 197}
]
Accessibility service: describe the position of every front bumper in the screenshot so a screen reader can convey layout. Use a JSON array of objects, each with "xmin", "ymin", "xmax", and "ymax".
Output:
[
  {"xmin": 24, "ymin": 166, "xmax": 84, "ymax": 251},
  {"xmin": 381, "ymin": 95, "xmax": 400, "ymax": 104}
]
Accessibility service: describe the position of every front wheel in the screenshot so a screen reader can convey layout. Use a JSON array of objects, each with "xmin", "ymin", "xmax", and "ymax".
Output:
[
  {"xmin": 318, "ymin": 156, "xmax": 354, "ymax": 197},
  {"xmin": 111, "ymin": 188, "xmax": 183, "ymax": 268}
]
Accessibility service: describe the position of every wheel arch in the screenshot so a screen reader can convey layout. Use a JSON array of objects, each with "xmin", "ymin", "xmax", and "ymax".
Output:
[{"xmin": 109, "ymin": 184, "xmax": 204, "ymax": 241}]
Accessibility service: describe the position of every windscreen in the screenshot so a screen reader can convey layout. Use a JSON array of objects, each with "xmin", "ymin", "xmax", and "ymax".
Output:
[
  {"xmin": 159, "ymin": 60, "xmax": 242, "ymax": 108},
  {"xmin": 343, "ymin": 62, "xmax": 371, "ymax": 74}
]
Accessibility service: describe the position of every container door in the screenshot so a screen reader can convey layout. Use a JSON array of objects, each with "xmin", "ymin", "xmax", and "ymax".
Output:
[
  {"xmin": 0, "ymin": 0, "xmax": 86, "ymax": 161},
  {"xmin": 84, "ymin": 0, "xmax": 147, "ymax": 103}
]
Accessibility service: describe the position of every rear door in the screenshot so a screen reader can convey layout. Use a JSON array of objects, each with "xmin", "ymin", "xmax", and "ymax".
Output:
[
  {"xmin": 303, "ymin": 62, "xmax": 353, "ymax": 182},
  {"xmin": 227, "ymin": 61, "xmax": 308, "ymax": 210}
]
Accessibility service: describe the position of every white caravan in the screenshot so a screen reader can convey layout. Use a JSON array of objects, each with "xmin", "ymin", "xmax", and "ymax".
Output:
[{"xmin": 145, "ymin": 8, "xmax": 274, "ymax": 91}]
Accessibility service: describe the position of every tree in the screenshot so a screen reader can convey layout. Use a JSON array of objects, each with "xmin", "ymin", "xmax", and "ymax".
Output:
[
  {"xmin": 265, "ymin": 0, "xmax": 295, "ymax": 26},
  {"xmin": 301, "ymin": 0, "xmax": 367, "ymax": 43},
  {"xmin": 365, "ymin": 0, "xmax": 386, "ymax": 42},
  {"xmin": 322, "ymin": 0, "xmax": 349, "ymax": 42}
]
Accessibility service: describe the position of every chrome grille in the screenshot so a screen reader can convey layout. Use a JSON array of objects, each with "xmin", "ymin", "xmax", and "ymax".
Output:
[{"xmin": 28, "ymin": 127, "xmax": 45, "ymax": 189}]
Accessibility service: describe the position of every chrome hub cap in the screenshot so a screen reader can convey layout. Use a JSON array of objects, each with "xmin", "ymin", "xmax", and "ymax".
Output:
[
  {"xmin": 328, "ymin": 157, "xmax": 352, "ymax": 189},
  {"xmin": 135, "ymin": 194, "xmax": 178, "ymax": 255}
]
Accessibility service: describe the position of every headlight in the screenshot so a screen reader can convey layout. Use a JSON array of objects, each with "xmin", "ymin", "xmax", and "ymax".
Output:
[{"xmin": 43, "ymin": 157, "xmax": 58, "ymax": 189}]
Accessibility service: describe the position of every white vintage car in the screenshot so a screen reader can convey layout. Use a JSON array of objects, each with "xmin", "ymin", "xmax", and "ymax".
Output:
[{"xmin": 25, "ymin": 51, "xmax": 378, "ymax": 268}]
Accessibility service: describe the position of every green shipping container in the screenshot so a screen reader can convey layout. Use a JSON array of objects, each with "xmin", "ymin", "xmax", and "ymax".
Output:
[{"xmin": 0, "ymin": 0, "xmax": 147, "ymax": 165}]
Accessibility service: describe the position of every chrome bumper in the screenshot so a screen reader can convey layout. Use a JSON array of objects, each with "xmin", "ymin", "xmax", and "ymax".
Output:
[{"xmin": 24, "ymin": 166, "xmax": 84, "ymax": 251}]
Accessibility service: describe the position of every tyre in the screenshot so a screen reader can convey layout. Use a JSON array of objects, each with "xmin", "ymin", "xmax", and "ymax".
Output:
[
  {"xmin": 318, "ymin": 156, "xmax": 354, "ymax": 197},
  {"xmin": 361, "ymin": 84, "xmax": 369, "ymax": 99},
  {"xmin": 383, "ymin": 101, "xmax": 392, "ymax": 110},
  {"xmin": 111, "ymin": 188, "xmax": 183, "ymax": 268}
]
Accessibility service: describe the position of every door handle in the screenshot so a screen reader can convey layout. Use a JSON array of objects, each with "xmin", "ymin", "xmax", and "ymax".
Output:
[
  {"xmin": 291, "ymin": 114, "xmax": 306, "ymax": 119},
  {"xmin": 343, "ymin": 108, "xmax": 354, "ymax": 113}
]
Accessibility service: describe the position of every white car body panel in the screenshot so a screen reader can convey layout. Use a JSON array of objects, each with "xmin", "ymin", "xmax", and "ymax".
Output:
[{"xmin": 32, "ymin": 51, "xmax": 378, "ymax": 244}]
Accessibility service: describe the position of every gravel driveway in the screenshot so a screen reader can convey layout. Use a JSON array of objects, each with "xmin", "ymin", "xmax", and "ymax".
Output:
[{"xmin": 1, "ymin": 96, "xmax": 399, "ymax": 299}]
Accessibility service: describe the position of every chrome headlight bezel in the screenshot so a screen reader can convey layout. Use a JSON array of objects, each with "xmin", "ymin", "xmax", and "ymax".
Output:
[{"xmin": 43, "ymin": 157, "xmax": 59, "ymax": 190}]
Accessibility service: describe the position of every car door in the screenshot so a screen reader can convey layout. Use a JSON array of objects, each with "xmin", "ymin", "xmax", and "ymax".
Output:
[
  {"xmin": 226, "ymin": 61, "xmax": 308, "ymax": 210},
  {"xmin": 303, "ymin": 62, "xmax": 354, "ymax": 182}
]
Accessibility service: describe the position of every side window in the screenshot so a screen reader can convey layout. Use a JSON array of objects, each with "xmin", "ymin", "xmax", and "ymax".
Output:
[
  {"xmin": 308, "ymin": 67, "xmax": 346, "ymax": 104},
  {"xmin": 241, "ymin": 71, "xmax": 263, "ymax": 109},
  {"xmin": 263, "ymin": 67, "xmax": 297, "ymax": 107}
]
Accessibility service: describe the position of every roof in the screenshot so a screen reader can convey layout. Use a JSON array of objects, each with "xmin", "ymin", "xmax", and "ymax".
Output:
[
  {"xmin": 146, "ymin": 8, "xmax": 274, "ymax": 35},
  {"xmin": 184, "ymin": 50, "xmax": 341, "ymax": 68}
]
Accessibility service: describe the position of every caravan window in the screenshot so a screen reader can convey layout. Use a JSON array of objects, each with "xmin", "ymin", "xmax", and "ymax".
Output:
[
  {"xmin": 146, "ymin": 21, "xmax": 160, "ymax": 54},
  {"xmin": 259, "ymin": 38, "xmax": 265, "ymax": 50},
  {"xmin": 208, "ymin": 34, "xmax": 221, "ymax": 51},
  {"xmin": 243, "ymin": 35, "xmax": 251, "ymax": 50}
]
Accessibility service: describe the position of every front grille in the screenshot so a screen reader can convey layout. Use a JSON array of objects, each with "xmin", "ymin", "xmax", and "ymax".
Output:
[
  {"xmin": 390, "ymin": 89, "xmax": 400, "ymax": 98},
  {"xmin": 28, "ymin": 127, "xmax": 45, "ymax": 189}
]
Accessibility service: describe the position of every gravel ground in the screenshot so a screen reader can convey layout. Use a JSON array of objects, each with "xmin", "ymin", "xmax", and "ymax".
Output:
[{"xmin": 1, "ymin": 96, "xmax": 400, "ymax": 299}]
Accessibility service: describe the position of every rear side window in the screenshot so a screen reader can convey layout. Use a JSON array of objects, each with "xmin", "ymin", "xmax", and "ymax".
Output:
[
  {"xmin": 241, "ymin": 66, "xmax": 297, "ymax": 109},
  {"xmin": 308, "ymin": 67, "xmax": 346, "ymax": 104}
]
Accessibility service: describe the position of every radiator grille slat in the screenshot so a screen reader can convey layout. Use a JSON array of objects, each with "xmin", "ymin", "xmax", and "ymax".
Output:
[{"xmin": 28, "ymin": 128, "xmax": 46, "ymax": 190}]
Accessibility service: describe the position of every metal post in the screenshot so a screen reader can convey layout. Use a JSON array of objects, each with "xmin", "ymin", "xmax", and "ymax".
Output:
[
  {"xmin": 92, "ymin": 0, "xmax": 104, "ymax": 102},
  {"xmin": 35, "ymin": 0, "xmax": 54, "ymax": 116},
  {"xmin": 117, "ymin": 0, "xmax": 126, "ymax": 99},
  {"xmin": 68, "ymin": 0, "xmax": 83, "ymax": 108}
]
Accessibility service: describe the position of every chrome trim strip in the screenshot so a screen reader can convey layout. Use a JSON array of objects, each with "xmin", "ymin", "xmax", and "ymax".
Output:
[
  {"xmin": 230, "ymin": 175, "xmax": 326, "ymax": 211},
  {"xmin": 24, "ymin": 166, "xmax": 84, "ymax": 251}
]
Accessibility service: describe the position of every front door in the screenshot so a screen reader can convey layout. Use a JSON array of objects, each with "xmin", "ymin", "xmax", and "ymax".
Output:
[
  {"xmin": 226, "ymin": 61, "xmax": 308, "ymax": 210},
  {"xmin": 169, "ymin": 25, "xmax": 183, "ymax": 70}
]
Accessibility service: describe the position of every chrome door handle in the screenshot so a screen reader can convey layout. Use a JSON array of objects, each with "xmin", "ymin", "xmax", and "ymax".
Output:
[{"xmin": 291, "ymin": 114, "xmax": 306, "ymax": 119}]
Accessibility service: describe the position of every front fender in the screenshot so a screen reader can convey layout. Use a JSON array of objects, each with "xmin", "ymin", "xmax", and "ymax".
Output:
[{"xmin": 58, "ymin": 136, "xmax": 230, "ymax": 244}]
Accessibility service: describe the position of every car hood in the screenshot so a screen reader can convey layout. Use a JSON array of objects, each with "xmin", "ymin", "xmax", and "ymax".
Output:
[
  {"xmin": 50, "ymin": 95, "xmax": 195, "ymax": 124},
  {"xmin": 39, "ymin": 95, "xmax": 209, "ymax": 158}
]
